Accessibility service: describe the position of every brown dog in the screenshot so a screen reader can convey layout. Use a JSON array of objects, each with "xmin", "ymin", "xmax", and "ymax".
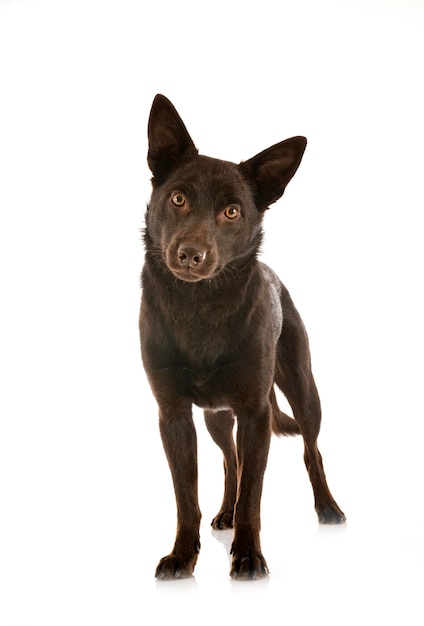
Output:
[{"xmin": 139, "ymin": 95, "xmax": 345, "ymax": 580}]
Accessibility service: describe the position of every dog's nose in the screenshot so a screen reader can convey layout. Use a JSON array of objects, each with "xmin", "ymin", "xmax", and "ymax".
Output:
[{"xmin": 177, "ymin": 244, "xmax": 207, "ymax": 267}]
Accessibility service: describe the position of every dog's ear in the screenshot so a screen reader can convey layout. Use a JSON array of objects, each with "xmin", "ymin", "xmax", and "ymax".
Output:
[
  {"xmin": 147, "ymin": 94, "xmax": 198, "ymax": 185},
  {"xmin": 240, "ymin": 137, "xmax": 307, "ymax": 211}
]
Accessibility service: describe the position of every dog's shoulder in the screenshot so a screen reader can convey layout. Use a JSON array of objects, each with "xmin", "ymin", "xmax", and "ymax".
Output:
[
  {"xmin": 259, "ymin": 262, "xmax": 281, "ymax": 290},
  {"xmin": 259, "ymin": 262, "xmax": 283, "ymax": 338}
]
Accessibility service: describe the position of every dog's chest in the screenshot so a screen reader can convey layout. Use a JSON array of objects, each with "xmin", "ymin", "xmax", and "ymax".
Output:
[
  {"xmin": 181, "ymin": 365, "xmax": 232, "ymax": 410},
  {"xmin": 160, "ymin": 264, "xmax": 283, "ymax": 365},
  {"xmin": 141, "ymin": 262, "xmax": 283, "ymax": 409},
  {"xmin": 170, "ymin": 309, "xmax": 234, "ymax": 365}
]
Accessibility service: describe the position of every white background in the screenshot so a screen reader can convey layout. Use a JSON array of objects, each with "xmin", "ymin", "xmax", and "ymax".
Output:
[{"xmin": 1, "ymin": 0, "xmax": 423, "ymax": 624}]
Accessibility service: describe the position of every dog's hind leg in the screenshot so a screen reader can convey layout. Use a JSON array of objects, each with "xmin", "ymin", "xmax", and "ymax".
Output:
[
  {"xmin": 270, "ymin": 386, "xmax": 300, "ymax": 436},
  {"xmin": 204, "ymin": 409, "xmax": 237, "ymax": 530},
  {"xmin": 276, "ymin": 291, "xmax": 346, "ymax": 524}
]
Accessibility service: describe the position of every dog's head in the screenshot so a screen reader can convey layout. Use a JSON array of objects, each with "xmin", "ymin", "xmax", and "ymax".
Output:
[{"xmin": 145, "ymin": 94, "xmax": 306, "ymax": 283}]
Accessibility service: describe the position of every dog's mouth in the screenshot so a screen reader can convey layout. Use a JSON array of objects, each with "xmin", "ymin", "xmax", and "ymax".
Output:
[
  {"xmin": 168, "ymin": 267, "xmax": 212, "ymax": 282},
  {"xmin": 166, "ymin": 261, "xmax": 219, "ymax": 283}
]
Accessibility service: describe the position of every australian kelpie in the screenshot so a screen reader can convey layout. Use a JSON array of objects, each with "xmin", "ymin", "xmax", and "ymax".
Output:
[{"xmin": 139, "ymin": 94, "xmax": 345, "ymax": 580}]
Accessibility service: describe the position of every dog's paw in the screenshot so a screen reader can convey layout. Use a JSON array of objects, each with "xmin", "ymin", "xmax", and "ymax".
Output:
[
  {"xmin": 155, "ymin": 553, "xmax": 198, "ymax": 580},
  {"xmin": 211, "ymin": 511, "xmax": 234, "ymax": 530},
  {"xmin": 317, "ymin": 502, "xmax": 346, "ymax": 524},
  {"xmin": 230, "ymin": 550, "xmax": 269, "ymax": 580}
]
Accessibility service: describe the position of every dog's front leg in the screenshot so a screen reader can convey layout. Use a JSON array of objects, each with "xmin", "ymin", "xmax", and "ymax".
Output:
[
  {"xmin": 155, "ymin": 405, "xmax": 201, "ymax": 580},
  {"xmin": 230, "ymin": 405, "xmax": 271, "ymax": 580}
]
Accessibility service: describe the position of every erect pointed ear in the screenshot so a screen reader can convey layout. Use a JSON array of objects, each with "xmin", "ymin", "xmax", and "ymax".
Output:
[
  {"xmin": 239, "ymin": 136, "xmax": 307, "ymax": 211},
  {"xmin": 147, "ymin": 94, "xmax": 198, "ymax": 185}
]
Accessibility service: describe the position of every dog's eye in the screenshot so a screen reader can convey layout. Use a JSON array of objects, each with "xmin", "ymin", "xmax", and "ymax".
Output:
[
  {"xmin": 224, "ymin": 205, "xmax": 240, "ymax": 220},
  {"xmin": 171, "ymin": 193, "xmax": 186, "ymax": 207}
]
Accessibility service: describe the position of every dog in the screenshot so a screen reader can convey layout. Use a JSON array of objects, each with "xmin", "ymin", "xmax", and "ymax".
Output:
[{"xmin": 139, "ymin": 94, "xmax": 346, "ymax": 580}]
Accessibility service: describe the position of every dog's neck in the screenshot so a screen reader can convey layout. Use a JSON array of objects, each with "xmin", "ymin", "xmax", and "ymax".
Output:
[{"xmin": 142, "ymin": 246, "xmax": 263, "ymax": 317}]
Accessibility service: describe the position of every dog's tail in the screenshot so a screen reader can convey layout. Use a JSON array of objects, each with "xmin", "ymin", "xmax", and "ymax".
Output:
[{"xmin": 270, "ymin": 387, "xmax": 301, "ymax": 436}]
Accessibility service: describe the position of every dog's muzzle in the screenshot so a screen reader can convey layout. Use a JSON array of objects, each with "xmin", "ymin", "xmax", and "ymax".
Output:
[{"xmin": 166, "ymin": 240, "xmax": 217, "ymax": 282}]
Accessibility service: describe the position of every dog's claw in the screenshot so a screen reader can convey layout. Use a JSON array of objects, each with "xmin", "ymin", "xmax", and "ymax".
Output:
[
  {"xmin": 317, "ymin": 502, "xmax": 346, "ymax": 524},
  {"xmin": 155, "ymin": 554, "xmax": 197, "ymax": 580},
  {"xmin": 211, "ymin": 511, "xmax": 234, "ymax": 530}
]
